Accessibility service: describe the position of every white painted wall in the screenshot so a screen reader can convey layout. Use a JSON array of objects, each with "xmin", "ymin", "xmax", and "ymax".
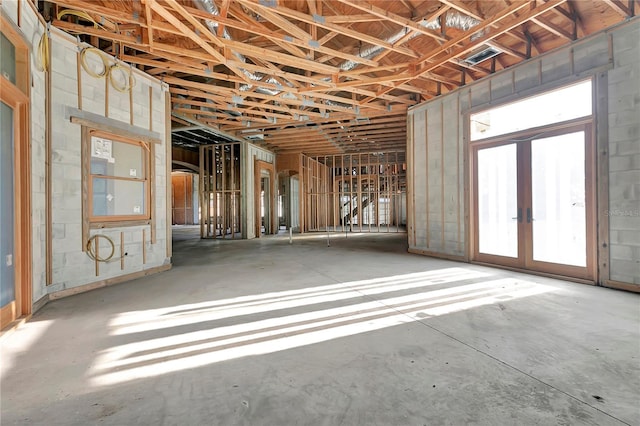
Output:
[
  {"xmin": 408, "ymin": 18, "xmax": 640, "ymax": 285},
  {"xmin": 2, "ymin": 1, "xmax": 171, "ymax": 304}
]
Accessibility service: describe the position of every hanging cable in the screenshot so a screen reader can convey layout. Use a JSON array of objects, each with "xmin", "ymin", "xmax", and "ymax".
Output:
[
  {"xmin": 80, "ymin": 47, "xmax": 109, "ymax": 78},
  {"xmin": 86, "ymin": 234, "xmax": 115, "ymax": 262},
  {"xmin": 57, "ymin": 9, "xmax": 98, "ymax": 27},
  {"xmin": 35, "ymin": 24, "xmax": 50, "ymax": 72},
  {"xmin": 57, "ymin": 9, "xmax": 118, "ymax": 32},
  {"xmin": 108, "ymin": 62, "xmax": 135, "ymax": 93},
  {"xmin": 79, "ymin": 47, "xmax": 136, "ymax": 92}
]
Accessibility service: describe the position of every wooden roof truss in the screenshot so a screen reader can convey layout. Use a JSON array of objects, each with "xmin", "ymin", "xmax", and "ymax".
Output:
[{"xmin": 46, "ymin": 0, "xmax": 636, "ymax": 153}]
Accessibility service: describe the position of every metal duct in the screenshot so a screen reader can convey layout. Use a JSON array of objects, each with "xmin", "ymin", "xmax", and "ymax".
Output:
[
  {"xmin": 191, "ymin": 2, "xmax": 481, "ymax": 115},
  {"xmin": 194, "ymin": 0, "xmax": 284, "ymax": 95},
  {"xmin": 337, "ymin": 11, "xmax": 480, "ymax": 73},
  {"xmin": 420, "ymin": 10, "xmax": 480, "ymax": 32}
]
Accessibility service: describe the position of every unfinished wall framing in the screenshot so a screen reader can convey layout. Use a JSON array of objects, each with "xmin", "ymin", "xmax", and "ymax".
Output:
[
  {"xmin": 200, "ymin": 143, "xmax": 241, "ymax": 239},
  {"xmin": 304, "ymin": 152, "xmax": 407, "ymax": 233}
]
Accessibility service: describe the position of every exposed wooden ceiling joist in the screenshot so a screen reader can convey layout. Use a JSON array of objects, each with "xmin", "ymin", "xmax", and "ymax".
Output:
[{"xmin": 48, "ymin": 0, "xmax": 632, "ymax": 154}]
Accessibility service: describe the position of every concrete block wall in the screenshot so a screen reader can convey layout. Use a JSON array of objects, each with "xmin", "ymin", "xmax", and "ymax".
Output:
[
  {"xmin": 408, "ymin": 100, "xmax": 465, "ymax": 257},
  {"xmin": 2, "ymin": 1, "xmax": 171, "ymax": 303},
  {"xmin": 608, "ymin": 22, "xmax": 640, "ymax": 284},
  {"xmin": 47, "ymin": 31, "xmax": 170, "ymax": 294},
  {"xmin": 408, "ymin": 17, "xmax": 640, "ymax": 285}
]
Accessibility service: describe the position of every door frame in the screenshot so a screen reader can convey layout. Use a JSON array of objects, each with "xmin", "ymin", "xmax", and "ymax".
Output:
[
  {"xmin": 0, "ymin": 16, "xmax": 32, "ymax": 328},
  {"xmin": 470, "ymin": 118, "xmax": 596, "ymax": 281},
  {"xmin": 254, "ymin": 158, "xmax": 276, "ymax": 238}
]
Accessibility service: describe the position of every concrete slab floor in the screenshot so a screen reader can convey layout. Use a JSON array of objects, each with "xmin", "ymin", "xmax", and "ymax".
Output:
[{"xmin": 1, "ymin": 229, "xmax": 639, "ymax": 426}]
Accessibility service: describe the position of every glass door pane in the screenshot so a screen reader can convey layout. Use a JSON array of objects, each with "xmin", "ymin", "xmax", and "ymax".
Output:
[
  {"xmin": 1, "ymin": 101, "xmax": 15, "ymax": 308},
  {"xmin": 531, "ymin": 132, "xmax": 586, "ymax": 267},
  {"xmin": 477, "ymin": 143, "xmax": 519, "ymax": 258}
]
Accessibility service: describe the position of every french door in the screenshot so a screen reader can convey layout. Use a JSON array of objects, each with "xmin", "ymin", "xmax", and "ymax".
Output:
[{"xmin": 473, "ymin": 123, "xmax": 595, "ymax": 280}]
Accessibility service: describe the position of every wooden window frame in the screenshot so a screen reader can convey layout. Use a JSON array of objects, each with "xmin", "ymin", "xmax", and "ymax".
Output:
[{"xmin": 82, "ymin": 127, "xmax": 154, "ymax": 228}]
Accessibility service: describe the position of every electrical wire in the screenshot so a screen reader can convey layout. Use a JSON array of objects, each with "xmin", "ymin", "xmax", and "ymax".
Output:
[
  {"xmin": 108, "ymin": 63, "xmax": 136, "ymax": 93},
  {"xmin": 57, "ymin": 9, "xmax": 99, "ymax": 27},
  {"xmin": 56, "ymin": 7, "xmax": 135, "ymax": 92},
  {"xmin": 86, "ymin": 234, "xmax": 115, "ymax": 262},
  {"xmin": 57, "ymin": 9, "xmax": 119, "ymax": 33},
  {"xmin": 79, "ymin": 48, "xmax": 136, "ymax": 92},
  {"xmin": 35, "ymin": 29, "xmax": 50, "ymax": 72},
  {"xmin": 80, "ymin": 47, "xmax": 109, "ymax": 78}
]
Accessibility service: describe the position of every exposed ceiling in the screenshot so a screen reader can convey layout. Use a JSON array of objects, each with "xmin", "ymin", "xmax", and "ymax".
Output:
[{"xmin": 45, "ymin": 0, "xmax": 635, "ymax": 153}]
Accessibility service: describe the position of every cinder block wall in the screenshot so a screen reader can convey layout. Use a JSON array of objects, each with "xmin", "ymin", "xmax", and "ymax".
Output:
[
  {"xmin": 607, "ymin": 22, "xmax": 640, "ymax": 284},
  {"xmin": 408, "ymin": 17, "xmax": 640, "ymax": 286},
  {"xmin": 2, "ymin": 1, "xmax": 171, "ymax": 304},
  {"xmin": 47, "ymin": 34, "xmax": 170, "ymax": 295}
]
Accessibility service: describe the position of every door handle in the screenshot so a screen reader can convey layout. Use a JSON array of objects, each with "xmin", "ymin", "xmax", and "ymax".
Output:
[
  {"xmin": 526, "ymin": 208, "xmax": 533, "ymax": 223},
  {"xmin": 511, "ymin": 208, "xmax": 522, "ymax": 222}
]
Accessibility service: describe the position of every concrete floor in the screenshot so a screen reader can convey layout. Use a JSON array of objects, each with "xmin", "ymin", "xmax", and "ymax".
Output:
[{"xmin": 1, "ymin": 229, "xmax": 639, "ymax": 425}]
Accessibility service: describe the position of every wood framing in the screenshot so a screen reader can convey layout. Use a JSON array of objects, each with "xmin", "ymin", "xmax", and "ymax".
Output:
[
  {"xmin": 200, "ymin": 143, "xmax": 242, "ymax": 239},
  {"xmin": 302, "ymin": 152, "xmax": 406, "ymax": 234},
  {"xmin": 594, "ymin": 72, "xmax": 611, "ymax": 285},
  {"xmin": 44, "ymin": 0, "xmax": 632, "ymax": 154},
  {"xmin": 254, "ymin": 158, "xmax": 276, "ymax": 238},
  {"xmin": 165, "ymin": 90, "xmax": 172, "ymax": 258}
]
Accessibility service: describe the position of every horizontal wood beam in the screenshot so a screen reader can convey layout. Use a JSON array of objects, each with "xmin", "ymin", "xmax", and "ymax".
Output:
[{"xmin": 413, "ymin": 0, "xmax": 567, "ymax": 79}]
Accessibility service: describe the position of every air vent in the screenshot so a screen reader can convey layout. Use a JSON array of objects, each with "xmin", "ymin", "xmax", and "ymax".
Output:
[
  {"xmin": 246, "ymin": 134, "xmax": 264, "ymax": 140},
  {"xmin": 464, "ymin": 46, "xmax": 501, "ymax": 65}
]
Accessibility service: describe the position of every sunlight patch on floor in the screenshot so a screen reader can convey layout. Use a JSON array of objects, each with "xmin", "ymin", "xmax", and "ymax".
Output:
[
  {"xmin": 89, "ymin": 275, "xmax": 552, "ymax": 387},
  {"xmin": 1, "ymin": 320, "xmax": 54, "ymax": 378},
  {"xmin": 108, "ymin": 268, "xmax": 488, "ymax": 335}
]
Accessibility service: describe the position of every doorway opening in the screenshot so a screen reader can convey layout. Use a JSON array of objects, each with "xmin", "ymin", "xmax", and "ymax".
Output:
[
  {"xmin": 470, "ymin": 80, "xmax": 596, "ymax": 280},
  {"xmin": 261, "ymin": 175, "xmax": 271, "ymax": 235},
  {"xmin": 200, "ymin": 143, "xmax": 241, "ymax": 239}
]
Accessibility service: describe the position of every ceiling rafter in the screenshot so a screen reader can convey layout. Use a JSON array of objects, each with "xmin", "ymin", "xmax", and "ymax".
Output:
[
  {"xmin": 182, "ymin": 4, "xmax": 379, "ymax": 66},
  {"xmin": 601, "ymin": 0, "xmax": 633, "ymax": 17},
  {"xmin": 335, "ymin": 0, "xmax": 448, "ymax": 43},
  {"xmin": 235, "ymin": 0, "xmax": 420, "ymax": 59},
  {"xmin": 412, "ymin": 0, "xmax": 568, "ymax": 80},
  {"xmin": 49, "ymin": 0, "xmax": 628, "ymax": 154}
]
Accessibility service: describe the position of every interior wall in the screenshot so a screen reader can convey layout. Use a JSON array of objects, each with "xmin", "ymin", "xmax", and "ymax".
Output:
[
  {"xmin": 200, "ymin": 143, "xmax": 241, "ymax": 238},
  {"xmin": 290, "ymin": 176, "xmax": 300, "ymax": 231},
  {"xmin": 304, "ymin": 153, "xmax": 407, "ymax": 233},
  {"xmin": 408, "ymin": 18, "xmax": 640, "ymax": 286},
  {"xmin": 2, "ymin": 1, "xmax": 170, "ymax": 303},
  {"xmin": 302, "ymin": 156, "xmax": 332, "ymax": 232},
  {"xmin": 276, "ymin": 153, "xmax": 303, "ymax": 232},
  {"xmin": 171, "ymin": 172, "xmax": 196, "ymax": 225},
  {"xmin": 244, "ymin": 143, "xmax": 275, "ymax": 239}
]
